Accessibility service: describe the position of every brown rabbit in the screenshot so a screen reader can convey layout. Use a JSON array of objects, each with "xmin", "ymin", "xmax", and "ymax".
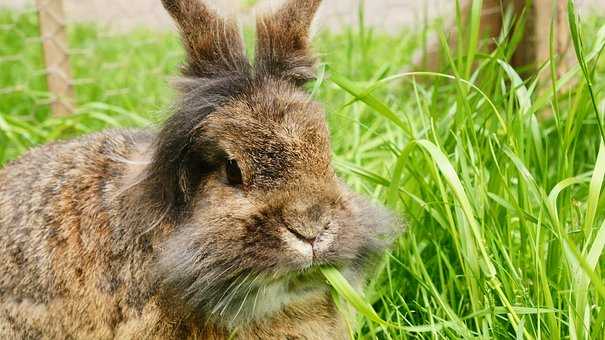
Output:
[{"xmin": 0, "ymin": 0, "xmax": 399, "ymax": 339}]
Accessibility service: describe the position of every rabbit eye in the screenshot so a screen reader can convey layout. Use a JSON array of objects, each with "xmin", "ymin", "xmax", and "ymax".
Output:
[{"xmin": 226, "ymin": 159, "xmax": 243, "ymax": 186}]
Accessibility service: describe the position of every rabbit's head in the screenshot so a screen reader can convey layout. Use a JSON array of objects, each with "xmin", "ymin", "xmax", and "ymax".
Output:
[{"xmin": 143, "ymin": 0, "xmax": 400, "ymax": 326}]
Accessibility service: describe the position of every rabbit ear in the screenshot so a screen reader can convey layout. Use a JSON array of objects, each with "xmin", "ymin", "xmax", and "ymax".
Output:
[
  {"xmin": 161, "ymin": 0, "xmax": 249, "ymax": 77},
  {"xmin": 255, "ymin": 0, "xmax": 322, "ymax": 86}
]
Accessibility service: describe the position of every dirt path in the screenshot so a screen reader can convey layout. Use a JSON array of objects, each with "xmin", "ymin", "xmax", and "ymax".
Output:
[{"xmin": 4, "ymin": 0, "xmax": 605, "ymax": 32}]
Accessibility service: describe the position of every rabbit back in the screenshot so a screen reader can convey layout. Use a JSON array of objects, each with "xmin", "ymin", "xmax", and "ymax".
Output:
[{"xmin": 0, "ymin": 130, "xmax": 163, "ymax": 338}]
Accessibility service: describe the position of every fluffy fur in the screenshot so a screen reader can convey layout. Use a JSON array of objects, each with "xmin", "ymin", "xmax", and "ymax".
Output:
[{"xmin": 0, "ymin": 0, "xmax": 400, "ymax": 338}]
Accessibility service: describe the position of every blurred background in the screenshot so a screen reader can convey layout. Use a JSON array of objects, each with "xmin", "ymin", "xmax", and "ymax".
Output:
[
  {"xmin": 4, "ymin": 0, "xmax": 605, "ymax": 31},
  {"xmin": 2, "ymin": 0, "xmax": 604, "ymax": 122}
]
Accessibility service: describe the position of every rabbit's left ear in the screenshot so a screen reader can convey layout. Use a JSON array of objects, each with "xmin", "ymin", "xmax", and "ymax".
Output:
[{"xmin": 255, "ymin": 0, "xmax": 322, "ymax": 86}]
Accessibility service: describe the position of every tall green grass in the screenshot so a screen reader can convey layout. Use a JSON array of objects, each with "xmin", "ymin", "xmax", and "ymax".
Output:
[{"xmin": 1, "ymin": 2, "xmax": 605, "ymax": 339}]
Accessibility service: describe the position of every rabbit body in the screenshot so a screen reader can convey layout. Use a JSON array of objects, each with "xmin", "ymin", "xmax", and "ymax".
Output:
[{"xmin": 0, "ymin": 0, "xmax": 398, "ymax": 338}]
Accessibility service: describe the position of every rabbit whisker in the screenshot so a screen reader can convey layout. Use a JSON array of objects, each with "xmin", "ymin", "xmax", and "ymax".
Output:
[
  {"xmin": 231, "ymin": 274, "xmax": 260, "ymax": 323},
  {"xmin": 205, "ymin": 263, "xmax": 237, "ymax": 288},
  {"xmin": 190, "ymin": 264, "xmax": 240, "ymax": 307},
  {"xmin": 218, "ymin": 272, "xmax": 254, "ymax": 317},
  {"xmin": 213, "ymin": 271, "xmax": 250, "ymax": 316},
  {"xmin": 211, "ymin": 269, "xmax": 246, "ymax": 310},
  {"xmin": 137, "ymin": 207, "xmax": 169, "ymax": 239},
  {"xmin": 251, "ymin": 281, "xmax": 262, "ymax": 320},
  {"xmin": 110, "ymin": 173, "xmax": 147, "ymax": 201}
]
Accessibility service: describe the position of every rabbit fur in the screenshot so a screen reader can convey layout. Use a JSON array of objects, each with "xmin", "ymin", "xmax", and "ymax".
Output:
[{"xmin": 0, "ymin": 0, "xmax": 400, "ymax": 338}]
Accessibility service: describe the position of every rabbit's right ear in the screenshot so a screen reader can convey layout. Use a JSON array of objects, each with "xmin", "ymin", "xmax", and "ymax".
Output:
[
  {"xmin": 255, "ymin": 0, "xmax": 322, "ymax": 86},
  {"xmin": 161, "ymin": 0, "xmax": 249, "ymax": 77}
]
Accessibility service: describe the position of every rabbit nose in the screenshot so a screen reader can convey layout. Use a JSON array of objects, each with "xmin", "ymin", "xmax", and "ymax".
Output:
[
  {"xmin": 284, "ymin": 203, "xmax": 330, "ymax": 244},
  {"xmin": 285, "ymin": 225, "xmax": 320, "ymax": 244}
]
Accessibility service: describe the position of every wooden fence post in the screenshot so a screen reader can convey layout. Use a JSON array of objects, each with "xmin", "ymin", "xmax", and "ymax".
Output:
[
  {"xmin": 512, "ymin": 0, "xmax": 571, "ymax": 77},
  {"xmin": 35, "ymin": 0, "xmax": 74, "ymax": 117},
  {"xmin": 417, "ymin": 0, "xmax": 572, "ymax": 81}
]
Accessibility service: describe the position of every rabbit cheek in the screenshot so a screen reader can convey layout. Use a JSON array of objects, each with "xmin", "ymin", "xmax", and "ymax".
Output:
[
  {"xmin": 342, "ymin": 195, "xmax": 401, "ymax": 273},
  {"xmin": 312, "ymin": 190, "xmax": 400, "ymax": 279},
  {"xmin": 191, "ymin": 181, "xmax": 288, "ymax": 271}
]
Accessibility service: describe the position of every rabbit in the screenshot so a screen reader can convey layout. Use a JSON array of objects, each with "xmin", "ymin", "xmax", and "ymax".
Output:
[{"xmin": 0, "ymin": 0, "xmax": 400, "ymax": 339}]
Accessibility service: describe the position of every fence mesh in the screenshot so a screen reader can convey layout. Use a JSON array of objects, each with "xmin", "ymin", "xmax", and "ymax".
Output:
[{"xmin": 3, "ymin": 0, "xmax": 184, "ymax": 117}]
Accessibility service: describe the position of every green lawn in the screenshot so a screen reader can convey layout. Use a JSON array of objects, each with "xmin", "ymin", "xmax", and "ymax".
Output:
[{"xmin": 1, "ymin": 3, "xmax": 605, "ymax": 339}]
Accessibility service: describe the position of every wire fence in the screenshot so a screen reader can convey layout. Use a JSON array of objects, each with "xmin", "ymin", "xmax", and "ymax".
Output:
[
  {"xmin": 1, "ymin": 0, "xmax": 603, "ymax": 119},
  {"xmin": 1, "ymin": 0, "xmax": 184, "ymax": 121}
]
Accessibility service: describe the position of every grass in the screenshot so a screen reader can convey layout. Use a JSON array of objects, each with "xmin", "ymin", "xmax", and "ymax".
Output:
[{"xmin": 1, "ymin": 2, "xmax": 605, "ymax": 339}]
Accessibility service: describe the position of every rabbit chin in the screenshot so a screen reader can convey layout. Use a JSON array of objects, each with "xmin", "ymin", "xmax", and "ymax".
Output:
[{"xmin": 209, "ymin": 266, "xmax": 361, "ymax": 329}]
